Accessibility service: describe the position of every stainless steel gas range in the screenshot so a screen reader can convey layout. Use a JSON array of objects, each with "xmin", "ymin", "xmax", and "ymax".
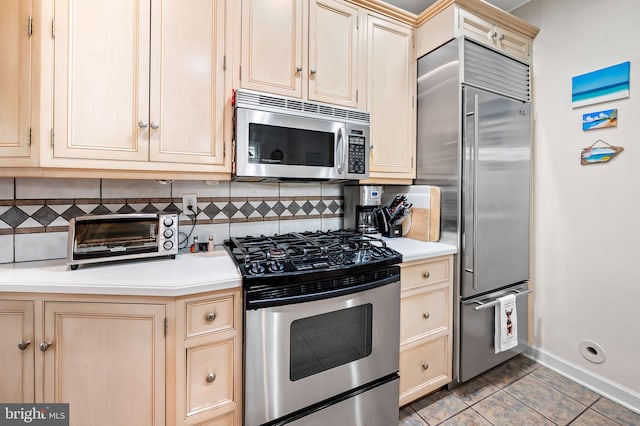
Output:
[{"xmin": 225, "ymin": 230, "xmax": 402, "ymax": 426}]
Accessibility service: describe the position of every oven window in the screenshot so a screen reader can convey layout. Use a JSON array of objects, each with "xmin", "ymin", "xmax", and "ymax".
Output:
[
  {"xmin": 289, "ymin": 304, "xmax": 373, "ymax": 381},
  {"xmin": 248, "ymin": 123, "xmax": 334, "ymax": 167}
]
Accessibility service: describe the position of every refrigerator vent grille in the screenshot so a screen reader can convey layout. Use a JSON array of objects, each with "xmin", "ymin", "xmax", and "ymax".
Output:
[
  {"xmin": 235, "ymin": 90, "xmax": 370, "ymax": 124},
  {"xmin": 464, "ymin": 40, "xmax": 530, "ymax": 102}
]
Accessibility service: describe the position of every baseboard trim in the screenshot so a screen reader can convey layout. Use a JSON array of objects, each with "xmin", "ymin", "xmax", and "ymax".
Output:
[{"xmin": 526, "ymin": 346, "xmax": 640, "ymax": 414}]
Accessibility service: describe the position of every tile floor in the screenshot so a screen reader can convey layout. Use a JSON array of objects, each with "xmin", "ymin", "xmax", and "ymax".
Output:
[{"xmin": 399, "ymin": 355, "xmax": 640, "ymax": 426}]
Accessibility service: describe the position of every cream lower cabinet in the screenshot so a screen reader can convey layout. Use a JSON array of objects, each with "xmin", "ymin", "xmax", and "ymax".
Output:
[
  {"xmin": 0, "ymin": 287, "xmax": 243, "ymax": 426},
  {"xmin": 0, "ymin": 0, "xmax": 33, "ymax": 165},
  {"xmin": 43, "ymin": 301, "xmax": 166, "ymax": 426},
  {"xmin": 364, "ymin": 13, "xmax": 415, "ymax": 184},
  {"xmin": 0, "ymin": 300, "xmax": 35, "ymax": 403},
  {"xmin": 46, "ymin": 0, "xmax": 229, "ymax": 176},
  {"xmin": 239, "ymin": 0, "xmax": 362, "ymax": 108},
  {"xmin": 174, "ymin": 289, "xmax": 242, "ymax": 426},
  {"xmin": 399, "ymin": 255, "xmax": 453, "ymax": 406}
]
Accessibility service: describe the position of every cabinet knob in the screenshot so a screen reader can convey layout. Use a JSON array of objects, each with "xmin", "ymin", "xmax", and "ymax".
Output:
[
  {"xmin": 138, "ymin": 120, "xmax": 148, "ymax": 129},
  {"xmin": 296, "ymin": 65, "xmax": 303, "ymax": 72},
  {"xmin": 206, "ymin": 312, "xmax": 216, "ymax": 322},
  {"xmin": 150, "ymin": 121, "xmax": 159, "ymax": 129},
  {"xmin": 206, "ymin": 372, "xmax": 216, "ymax": 383},
  {"xmin": 422, "ymin": 362, "xmax": 429, "ymax": 370},
  {"xmin": 18, "ymin": 340, "xmax": 31, "ymax": 350},
  {"xmin": 310, "ymin": 68, "xmax": 317, "ymax": 75},
  {"xmin": 369, "ymin": 145, "xmax": 374, "ymax": 150},
  {"xmin": 423, "ymin": 312, "xmax": 430, "ymax": 319},
  {"xmin": 423, "ymin": 271, "xmax": 430, "ymax": 279},
  {"xmin": 39, "ymin": 341, "xmax": 52, "ymax": 352}
]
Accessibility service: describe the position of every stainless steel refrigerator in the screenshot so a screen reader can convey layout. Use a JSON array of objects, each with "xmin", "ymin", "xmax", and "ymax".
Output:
[{"xmin": 416, "ymin": 38, "xmax": 532, "ymax": 384}]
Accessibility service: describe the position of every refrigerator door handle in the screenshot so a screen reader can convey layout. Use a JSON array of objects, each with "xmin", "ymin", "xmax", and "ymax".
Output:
[
  {"xmin": 463, "ymin": 288, "xmax": 533, "ymax": 311},
  {"xmin": 471, "ymin": 94, "xmax": 479, "ymax": 290}
]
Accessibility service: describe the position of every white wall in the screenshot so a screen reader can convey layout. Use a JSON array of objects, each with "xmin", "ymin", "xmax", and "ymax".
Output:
[{"xmin": 515, "ymin": 0, "xmax": 640, "ymax": 409}]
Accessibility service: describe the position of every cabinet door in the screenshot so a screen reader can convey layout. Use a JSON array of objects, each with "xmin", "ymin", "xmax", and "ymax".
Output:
[
  {"xmin": 366, "ymin": 15, "xmax": 415, "ymax": 179},
  {"xmin": 308, "ymin": 0, "xmax": 360, "ymax": 108},
  {"xmin": 53, "ymin": 0, "xmax": 150, "ymax": 161},
  {"xmin": 150, "ymin": 0, "xmax": 226, "ymax": 165},
  {"xmin": 0, "ymin": 300, "xmax": 34, "ymax": 402},
  {"xmin": 240, "ymin": 0, "xmax": 303, "ymax": 97},
  {"xmin": 0, "ymin": 0, "xmax": 31, "ymax": 158},
  {"xmin": 43, "ymin": 301, "xmax": 165, "ymax": 426}
]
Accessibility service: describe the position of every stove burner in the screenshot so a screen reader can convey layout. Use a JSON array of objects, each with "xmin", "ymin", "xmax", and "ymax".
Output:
[{"xmin": 226, "ymin": 230, "xmax": 401, "ymax": 277}]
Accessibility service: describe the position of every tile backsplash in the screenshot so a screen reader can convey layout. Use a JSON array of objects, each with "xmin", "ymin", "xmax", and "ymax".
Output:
[{"xmin": 0, "ymin": 178, "xmax": 344, "ymax": 264}]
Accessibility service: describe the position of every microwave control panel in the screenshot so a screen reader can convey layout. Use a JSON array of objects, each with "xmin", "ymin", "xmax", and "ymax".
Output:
[{"xmin": 348, "ymin": 134, "xmax": 366, "ymax": 175}]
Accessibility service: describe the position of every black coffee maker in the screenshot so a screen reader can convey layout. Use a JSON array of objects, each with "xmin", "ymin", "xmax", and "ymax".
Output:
[{"xmin": 343, "ymin": 185, "xmax": 383, "ymax": 235}]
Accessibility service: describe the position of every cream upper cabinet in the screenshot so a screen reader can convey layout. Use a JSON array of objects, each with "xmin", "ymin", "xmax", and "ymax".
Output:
[
  {"xmin": 240, "ymin": 0, "xmax": 362, "ymax": 108},
  {"xmin": 415, "ymin": 1, "xmax": 538, "ymax": 63},
  {"xmin": 51, "ymin": 0, "xmax": 228, "ymax": 172},
  {"xmin": 0, "ymin": 0, "xmax": 32, "ymax": 160},
  {"xmin": 43, "ymin": 301, "xmax": 166, "ymax": 426},
  {"xmin": 365, "ymin": 14, "xmax": 415, "ymax": 182},
  {"xmin": 0, "ymin": 300, "xmax": 34, "ymax": 403}
]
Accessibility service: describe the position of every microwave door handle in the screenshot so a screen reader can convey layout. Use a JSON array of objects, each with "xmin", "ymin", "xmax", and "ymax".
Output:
[{"xmin": 336, "ymin": 128, "xmax": 345, "ymax": 174}]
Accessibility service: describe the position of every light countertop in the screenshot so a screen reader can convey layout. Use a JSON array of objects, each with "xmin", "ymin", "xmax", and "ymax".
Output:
[
  {"xmin": 0, "ymin": 238, "xmax": 456, "ymax": 297},
  {"xmin": 0, "ymin": 250, "xmax": 242, "ymax": 297},
  {"xmin": 383, "ymin": 237, "xmax": 457, "ymax": 262}
]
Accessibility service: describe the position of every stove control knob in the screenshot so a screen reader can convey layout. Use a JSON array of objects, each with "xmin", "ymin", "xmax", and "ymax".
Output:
[
  {"xmin": 163, "ymin": 241, "xmax": 174, "ymax": 250},
  {"xmin": 163, "ymin": 217, "xmax": 174, "ymax": 227},
  {"xmin": 249, "ymin": 263, "xmax": 265, "ymax": 275},
  {"xmin": 164, "ymin": 229, "xmax": 173, "ymax": 238},
  {"xmin": 267, "ymin": 260, "xmax": 284, "ymax": 273}
]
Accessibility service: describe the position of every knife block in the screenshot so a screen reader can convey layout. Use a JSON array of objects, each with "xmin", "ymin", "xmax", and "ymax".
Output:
[{"xmin": 382, "ymin": 223, "xmax": 403, "ymax": 238}]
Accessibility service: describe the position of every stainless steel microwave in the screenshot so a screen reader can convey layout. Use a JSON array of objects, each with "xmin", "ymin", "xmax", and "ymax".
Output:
[
  {"xmin": 233, "ymin": 89, "xmax": 370, "ymax": 182},
  {"xmin": 67, "ymin": 213, "xmax": 178, "ymax": 269}
]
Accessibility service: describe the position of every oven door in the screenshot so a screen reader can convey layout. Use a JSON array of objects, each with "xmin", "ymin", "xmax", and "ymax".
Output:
[
  {"xmin": 235, "ymin": 107, "xmax": 347, "ymax": 181},
  {"xmin": 244, "ymin": 280, "xmax": 400, "ymax": 425}
]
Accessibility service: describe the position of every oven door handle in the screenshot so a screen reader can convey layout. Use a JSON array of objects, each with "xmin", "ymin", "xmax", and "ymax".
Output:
[{"xmin": 245, "ymin": 272, "xmax": 400, "ymax": 310}]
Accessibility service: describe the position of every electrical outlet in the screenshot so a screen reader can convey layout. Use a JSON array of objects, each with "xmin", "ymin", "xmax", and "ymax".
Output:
[{"xmin": 182, "ymin": 194, "xmax": 198, "ymax": 214}]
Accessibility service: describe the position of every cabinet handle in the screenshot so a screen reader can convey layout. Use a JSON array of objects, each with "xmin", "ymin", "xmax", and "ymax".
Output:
[
  {"xmin": 39, "ymin": 341, "xmax": 52, "ymax": 352},
  {"xmin": 18, "ymin": 340, "xmax": 31, "ymax": 350},
  {"xmin": 423, "ymin": 312, "xmax": 430, "ymax": 319},
  {"xmin": 206, "ymin": 312, "xmax": 216, "ymax": 322},
  {"xmin": 296, "ymin": 65, "xmax": 303, "ymax": 72},
  {"xmin": 138, "ymin": 120, "xmax": 148, "ymax": 129},
  {"xmin": 423, "ymin": 271, "xmax": 430, "ymax": 279},
  {"xmin": 422, "ymin": 362, "xmax": 429, "ymax": 370},
  {"xmin": 498, "ymin": 33, "xmax": 505, "ymax": 41},
  {"xmin": 206, "ymin": 372, "xmax": 216, "ymax": 383},
  {"xmin": 150, "ymin": 121, "xmax": 159, "ymax": 129},
  {"xmin": 310, "ymin": 68, "xmax": 317, "ymax": 75}
]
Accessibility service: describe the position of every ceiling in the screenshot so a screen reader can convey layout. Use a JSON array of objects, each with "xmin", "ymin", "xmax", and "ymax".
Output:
[{"xmin": 382, "ymin": 0, "xmax": 531, "ymax": 15}]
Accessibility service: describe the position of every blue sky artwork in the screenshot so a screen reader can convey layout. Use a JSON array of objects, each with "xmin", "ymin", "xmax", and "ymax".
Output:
[{"xmin": 571, "ymin": 62, "xmax": 630, "ymax": 108}]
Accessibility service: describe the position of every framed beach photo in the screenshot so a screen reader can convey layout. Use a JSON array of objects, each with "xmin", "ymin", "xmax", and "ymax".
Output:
[
  {"xmin": 572, "ymin": 62, "xmax": 630, "ymax": 108},
  {"xmin": 582, "ymin": 109, "xmax": 617, "ymax": 131}
]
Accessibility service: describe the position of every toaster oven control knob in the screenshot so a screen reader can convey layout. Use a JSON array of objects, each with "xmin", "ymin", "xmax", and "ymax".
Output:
[
  {"xmin": 164, "ymin": 229, "xmax": 173, "ymax": 239},
  {"xmin": 163, "ymin": 241, "xmax": 174, "ymax": 250},
  {"xmin": 163, "ymin": 217, "xmax": 174, "ymax": 227}
]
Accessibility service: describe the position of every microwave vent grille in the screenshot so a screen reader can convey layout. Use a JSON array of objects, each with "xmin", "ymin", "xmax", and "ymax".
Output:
[{"xmin": 236, "ymin": 90, "xmax": 370, "ymax": 124}]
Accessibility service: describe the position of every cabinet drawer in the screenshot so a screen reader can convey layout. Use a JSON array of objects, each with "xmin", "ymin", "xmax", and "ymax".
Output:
[
  {"xmin": 400, "ymin": 287, "xmax": 448, "ymax": 344},
  {"xmin": 186, "ymin": 339, "xmax": 234, "ymax": 417},
  {"xmin": 401, "ymin": 258, "xmax": 450, "ymax": 290},
  {"xmin": 399, "ymin": 336, "xmax": 449, "ymax": 397},
  {"xmin": 186, "ymin": 295, "xmax": 234, "ymax": 338}
]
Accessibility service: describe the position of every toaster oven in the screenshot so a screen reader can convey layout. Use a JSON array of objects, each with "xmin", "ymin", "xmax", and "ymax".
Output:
[{"xmin": 67, "ymin": 213, "xmax": 179, "ymax": 269}]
